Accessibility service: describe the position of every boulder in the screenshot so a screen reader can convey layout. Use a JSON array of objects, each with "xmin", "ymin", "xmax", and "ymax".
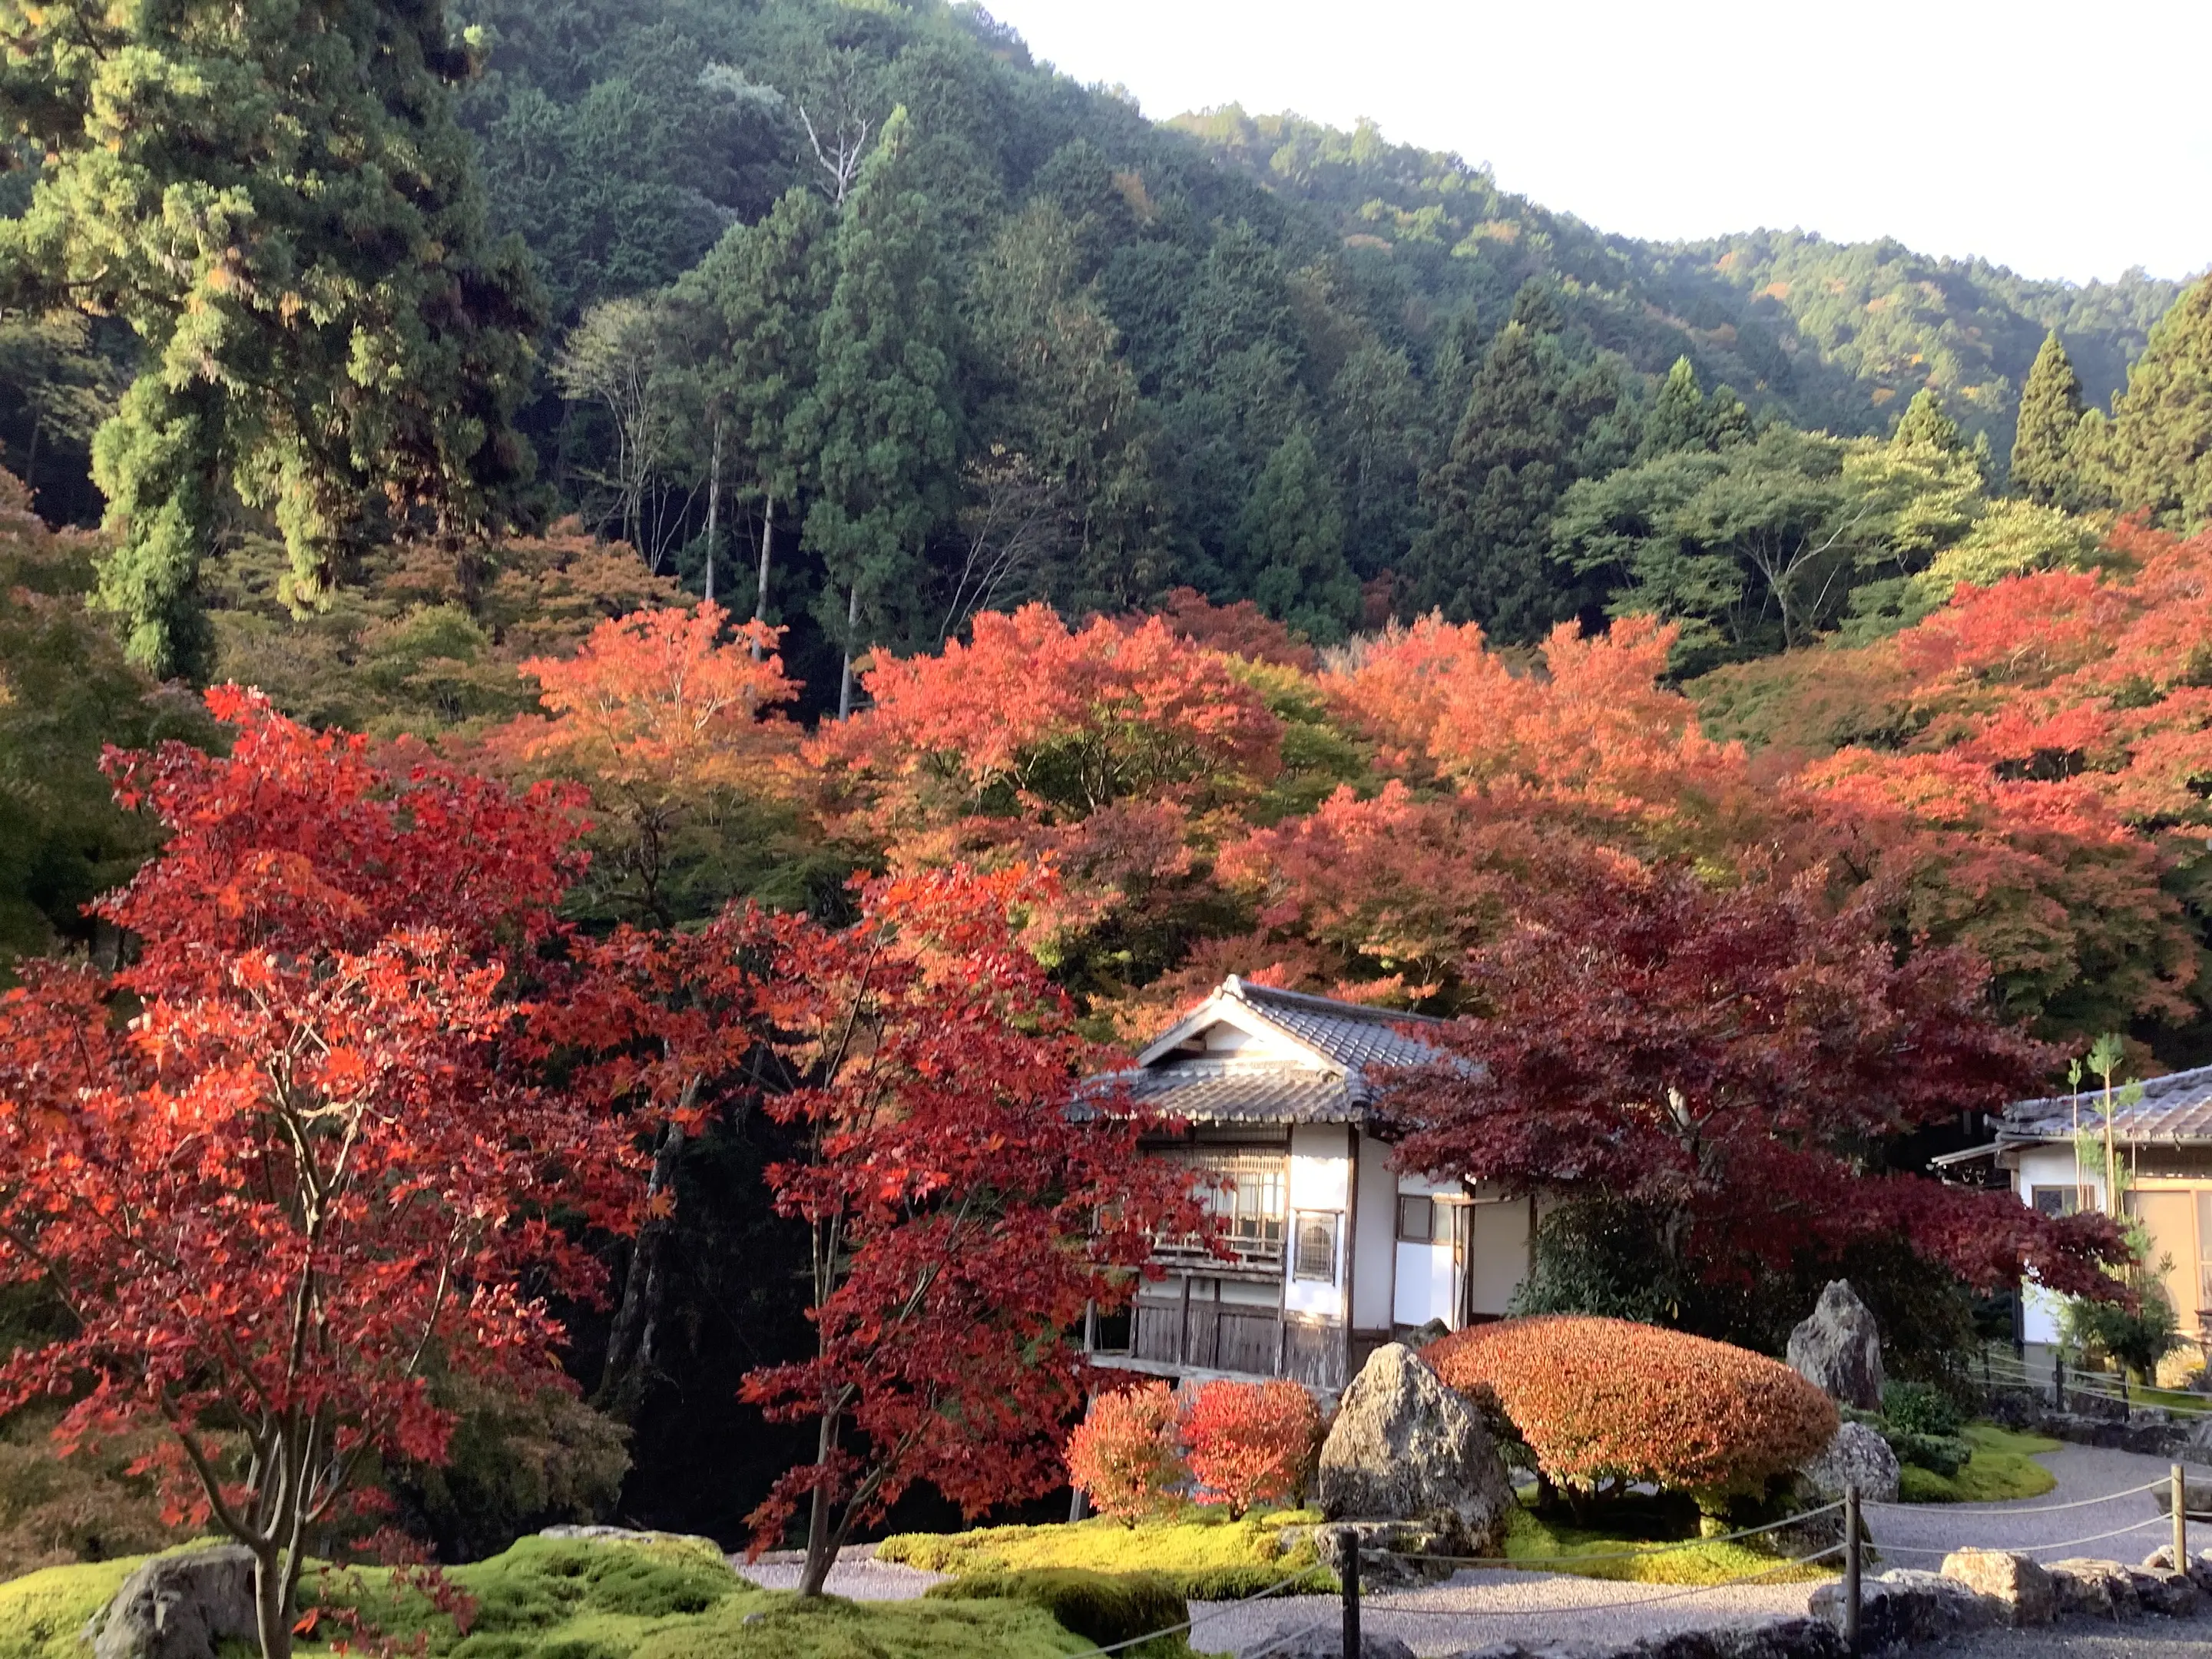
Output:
[
  {"xmin": 1250, "ymin": 1622, "xmax": 1416, "ymax": 1659},
  {"xmin": 1316, "ymin": 1343, "xmax": 1515, "ymax": 1554},
  {"xmin": 1939, "ymin": 1548, "xmax": 2055, "ymax": 1626},
  {"xmin": 1433, "ymin": 1626, "xmax": 1846, "ymax": 1659},
  {"xmin": 1786, "ymin": 1281, "xmax": 1883, "ymax": 1410},
  {"xmin": 2132, "ymin": 1566, "xmax": 2200, "ymax": 1616},
  {"xmin": 84, "ymin": 1545, "xmax": 260, "ymax": 1659},
  {"xmin": 1810, "ymin": 1568, "xmax": 1993, "ymax": 1649},
  {"xmin": 2045, "ymin": 1557, "xmax": 2142, "ymax": 1619},
  {"xmin": 1296, "ymin": 1519, "xmax": 1464, "ymax": 1587},
  {"xmin": 1798, "ymin": 1421, "xmax": 1900, "ymax": 1505}
]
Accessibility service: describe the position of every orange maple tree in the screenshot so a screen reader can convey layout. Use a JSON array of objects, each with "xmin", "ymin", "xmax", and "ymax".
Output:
[{"xmin": 0, "ymin": 690, "xmax": 643, "ymax": 1659}]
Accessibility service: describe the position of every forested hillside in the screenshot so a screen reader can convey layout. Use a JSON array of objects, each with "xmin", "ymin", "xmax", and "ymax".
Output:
[{"xmin": 0, "ymin": 0, "xmax": 2194, "ymax": 700}]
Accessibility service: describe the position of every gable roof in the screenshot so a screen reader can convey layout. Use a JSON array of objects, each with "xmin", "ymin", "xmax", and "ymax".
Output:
[
  {"xmin": 1095, "ymin": 975, "xmax": 1448, "ymax": 1128},
  {"xmin": 1999, "ymin": 1064, "xmax": 2212, "ymax": 1146}
]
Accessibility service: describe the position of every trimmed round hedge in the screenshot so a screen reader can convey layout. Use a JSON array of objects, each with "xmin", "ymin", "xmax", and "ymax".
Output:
[{"xmin": 1427, "ymin": 1315, "xmax": 1838, "ymax": 1501}]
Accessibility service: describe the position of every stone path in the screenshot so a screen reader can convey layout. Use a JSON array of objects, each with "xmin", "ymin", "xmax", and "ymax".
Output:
[{"xmin": 1863, "ymin": 1443, "xmax": 2212, "ymax": 1568}]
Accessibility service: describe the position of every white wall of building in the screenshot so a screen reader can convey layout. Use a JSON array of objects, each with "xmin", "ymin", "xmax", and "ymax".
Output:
[
  {"xmin": 1391, "ymin": 1171, "xmax": 1459, "ymax": 1328},
  {"xmin": 1353, "ymin": 1131, "xmax": 1398, "ymax": 1330},
  {"xmin": 2014, "ymin": 1142, "xmax": 2099, "ymax": 1345},
  {"xmin": 1286, "ymin": 1124, "xmax": 1349, "ymax": 1319}
]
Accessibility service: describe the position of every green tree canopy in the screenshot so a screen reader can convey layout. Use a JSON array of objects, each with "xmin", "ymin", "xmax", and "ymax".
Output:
[
  {"xmin": 2107, "ymin": 276, "xmax": 2212, "ymax": 528},
  {"xmin": 2011, "ymin": 330, "xmax": 2088, "ymax": 507},
  {"xmin": 0, "ymin": 0, "xmax": 542, "ymax": 676},
  {"xmin": 1235, "ymin": 426, "xmax": 1357, "ymax": 643}
]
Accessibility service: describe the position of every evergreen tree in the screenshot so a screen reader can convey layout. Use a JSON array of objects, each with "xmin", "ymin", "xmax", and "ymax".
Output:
[
  {"xmin": 1892, "ymin": 388, "xmax": 1965, "ymax": 452},
  {"xmin": 1428, "ymin": 304, "xmax": 1486, "ymax": 435},
  {"xmin": 0, "ymin": 0, "xmax": 542, "ymax": 677},
  {"xmin": 2011, "ymin": 331, "xmax": 2088, "ymax": 507},
  {"xmin": 1235, "ymin": 426, "xmax": 1358, "ymax": 643},
  {"xmin": 2108, "ymin": 276, "xmax": 2212, "ymax": 528},
  {"xmin": 1509, "ymin": 278, "xmax": 1566, "ymax": 336},
  {"xmin": 1329, "ymin": 343, "xmax": 1426, "ymax": 578},
  {"xmin": 802, "ymin": 108, "xmax": 958, "ymax": 717},
  {"xmin": 1406, "ymin": 320, "xmax": 1570, "ymax": 637},
  {"xmin": 671, "ymin": 188, "xmax": 836, "ymax": 619},
  {"xmin": 1641, "ymin": 356, "xmax": 1710, "ymax": 458},
  {"xmin": 1707, "ymin": 386, "xmax": 1753, "ymax": 448}
]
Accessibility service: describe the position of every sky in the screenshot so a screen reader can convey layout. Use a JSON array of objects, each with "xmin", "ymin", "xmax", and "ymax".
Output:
[{"xmin": 980, "ymin": 0, "xmax": 2210, "ymax": 286}]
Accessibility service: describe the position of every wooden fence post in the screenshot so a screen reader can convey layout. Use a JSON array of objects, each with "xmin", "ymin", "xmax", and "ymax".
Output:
[
  {"xmin": 1338, "ymin": 1526, "xmax": 1360, "ymax": 1657},
  {"xmin": 1843, "ymin": 1483, "xmax": 1862, "ymax": 1657},
  {"xmin": 2174, "ymin": 1462, "xmax": 2188, "ymax": 1575}
]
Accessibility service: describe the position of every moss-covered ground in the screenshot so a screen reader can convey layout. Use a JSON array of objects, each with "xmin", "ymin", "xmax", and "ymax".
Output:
[
  {"xmin": 877, "ymin": 1506, "xmax": 1335, "ymax": 1598},
  {"xmin": 0, "ymin": 1535, "xmax": 1098, "ymax": 1659},
  {"xmin": 1497, "ymin": 1505, "xmax": 1837, "ymax": 1586},
  {"xmin": 1894, "ymin": 1422, "xmax": 2059, "ymax": 1504}
]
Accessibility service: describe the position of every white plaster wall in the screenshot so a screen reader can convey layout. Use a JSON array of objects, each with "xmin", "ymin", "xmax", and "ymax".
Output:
[
  {"xmin": 1468, "ymin": 1197, "xmax": 1532, "ymax": 1317},
  {"xmin": 1393, "ymin": 1237, "xmax": 1456, "ymax": 1326},
  {"xmin": 1286, "ymin": 1124, "xmax": 1348, "ymax": 1318},
  {"xmin": 2015, "ymin": 1143, "xmax": 2098, "ymax": 1345},
  {"xmin": 1353, "ymin": 1132, "xmax": 1398, "ymax": 1330}
]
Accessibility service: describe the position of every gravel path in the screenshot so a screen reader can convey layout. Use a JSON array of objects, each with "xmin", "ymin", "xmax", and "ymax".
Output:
[
  {"xmin": 1192, "ymin": 1573, "xmax": 1819, "ymax": 1658},
  {"xmin": 1925, "ymin": 1611, "xmax": 2212, "ymax": 1657},
  {"xmin": 738, "ymin": 1549, "xmax": 946, "ymax": 1600},
  {"xmin": 1864, "ymin": 1444, "xmax": 2212, "ymax": 1568}
]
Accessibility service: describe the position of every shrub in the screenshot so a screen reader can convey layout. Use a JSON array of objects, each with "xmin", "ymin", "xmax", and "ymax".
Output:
[
  {"xmin": 1880, "ymin": 1379, "xmax": 1962, "ymax": 1439},
  {"xmin": 927, "ymin": 1567, "xmax": 1187, "ymax": 1652},
  {"xmin": 1065, "ymin": 1384, "xmax": 1184, "ymax": 1525},
  {"xmin": 1427, "ymin": 1316, "xmax": 1838, "ymax": 1504},
  {"xmin": 1178, "ymin": 1381, "xmax": 1321, "ymax": 1518}
]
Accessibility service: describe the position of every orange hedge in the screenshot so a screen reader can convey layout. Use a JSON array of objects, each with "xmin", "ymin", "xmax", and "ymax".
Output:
[{"xmin": 1426, "ymin": 1316, "xmax": 1838, "ymax": 1499}]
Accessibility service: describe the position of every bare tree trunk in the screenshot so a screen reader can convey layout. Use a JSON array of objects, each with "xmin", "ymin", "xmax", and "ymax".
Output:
[
  {"xmin": 703, "ymin": 418, "xmax": 722, "ymax": 605},
  {"xmin": 253, "ymin": 1545, "xmax": 293, "ymax": 1659},
  {"xmin": 798, "ymin": 1413, "xmax": 841, "ymax": 1596},
  {"xmin": 753, "ymin": 494, "xmax": 776, "ymax": 662},
  {"xmin": 598, "ymin": 1118, "xmax": 687, "ymax": 1417},
  {"xmin": 838, "ymin": 581, "xmax": 859, "ymax": 720}
]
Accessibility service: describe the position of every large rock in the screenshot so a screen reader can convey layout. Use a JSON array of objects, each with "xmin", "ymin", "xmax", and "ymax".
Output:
[
  {"xmin": 1798, "ymin": 1421, "xmax": 1900, "ymax": 1505},
  {"xmin": 1250, "ymin": 1622, "xmax": 1416, "ymax": 1659},
  {"xmin": 2045, "ymin": 1557, "xmax": 2143, "ymax": 1619},
  {"xmin": 1786, "ymin": 1280, "xmax": 1883, "ymax": 1410},
  {"xmin": 1316, "ymin": 1343, "xmax": 1515, "ymax": 1554},
  {"xmin": 1939, "ymin": 1548, "xmax": 2055, "ymax": 1626},
  {"xmin": 84, "ymin": 1545, "xmax": 260, "ymax": 1659},
  {"xmin": 1810, "ymin": 1568, "xmax": 1993, "ymax": 1649}
]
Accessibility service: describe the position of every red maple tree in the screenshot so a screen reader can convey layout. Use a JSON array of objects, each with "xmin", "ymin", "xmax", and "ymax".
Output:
[
  {"xmin": 1382, "ymin": 846, "xmax": 2130, "ymax": 1302},
  {"xmin": 0, "ymin": 690, "xmax": 643, "ymax": 1659}
]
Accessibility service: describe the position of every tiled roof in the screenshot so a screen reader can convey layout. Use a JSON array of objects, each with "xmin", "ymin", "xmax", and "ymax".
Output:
[
  {"xmin": 1094, "ymin": 1062, "xmax": 1361, "ymax": 1124},
  {"xmin": 2000, "ymin": 1064, "xmax": 2212, "ymax": 1143},
  {"xmin": 1233, "ymin": 982, "xmax": 1445, "ymax": 1071}
]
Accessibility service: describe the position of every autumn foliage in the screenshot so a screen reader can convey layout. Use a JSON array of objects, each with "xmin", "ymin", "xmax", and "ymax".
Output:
[
  {"xmin": 1427, "ymin": 1317, "xmax": 1838, "ymax": 1502},
  {"xmin": 1178, "ymin": 1379, "xmax": 1323, "ymax": 1518},
  {"xmin": 1064, "ymin": 1383, "xmax": 1184, "ymax": 1525},
  {"xmin": 0, "ymin": 689, "xmax": 640, "ymax": 1655}
]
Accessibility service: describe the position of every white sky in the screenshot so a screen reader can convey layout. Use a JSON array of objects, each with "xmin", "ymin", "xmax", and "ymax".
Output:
[{"xmin": 982, "ymin": 0, "xmax": 2211, "ymax": 286}]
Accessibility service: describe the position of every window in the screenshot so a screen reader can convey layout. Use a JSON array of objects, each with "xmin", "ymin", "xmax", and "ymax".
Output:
[
  {"xmin": 2032, "ymin": 1185, "xmax": 2094, "ymax": 1217},
  {"xmin": 1161, "ymin": 1151, "xmax": 1286, "ymax": 1264},
  {"xmin": 1397, "ymin": 1194, "xmax": 1434, "ymax": 1243},
  {"xmin": 1293, "ymin": 1212, "xmax": 1339, "ymax": 1282}
]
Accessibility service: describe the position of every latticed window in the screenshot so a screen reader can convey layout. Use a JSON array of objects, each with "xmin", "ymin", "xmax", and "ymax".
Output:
[
  {"xmin": 1160, "ymin": 1151, "xmax": 1286, "ymax": 1263},
  {"xmin": 1293, "ymin": 1211, "xmax": 1339, "ymax": 1282}
]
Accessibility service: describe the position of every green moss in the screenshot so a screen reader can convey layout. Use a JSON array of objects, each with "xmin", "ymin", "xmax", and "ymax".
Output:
[
  {"xmin": 878, "ymin": 1507, "xmax": 1334, "ymax": 1598},
  {"xmin": 0, "ymin": 1556, "xmax": 140, "ymax": 1659},
  {"xmin": 4, "ymin": 1537, "xmax": 1105, "ymax": 1659},
  {"xmin": 928, "ymin": 1568, "xmax": 1193, "ymax": 1656},
  {"xmin": 1889, "ymin": 1422, "xmax": 2057, "ymax": 1505},
  {"xmin": 1499, "ymin": 1507, "xmax": 1837, "ymax": 1587}
]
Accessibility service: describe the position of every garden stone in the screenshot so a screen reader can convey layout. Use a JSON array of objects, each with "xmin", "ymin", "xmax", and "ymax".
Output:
[
  {"xmin": 1810, "ymin": 1567, "xmax": 1992, "ymax": 1649},
  {"xmin": 1250, "ymin": 1621, "xmax": 1416, "ymax": 1659},
  {"xmin": 1786, "ymin": 1280, "xmax": 1883, "ymax": 1409},
  {"xmin": 84, "ymin": 1545, "xmax": 260, "ymax": 1659},
  {"xmin": 1707, "ymin": 1622, "xmax": 1849, "ymax": 1659},
  {"xmin": 1303, "ymin": 1518, "xmax": 1464, "ymax": 1585},
  {"xmin": 2131, "ymin": 1565, "xmax": 2200, "ymax": 1615},
  {"xmin": 1939, "ymin": 1548, "xmax": 2054, "ymax": 1625},
  {"xmin": 1316, "ymin": 1342, "xmax": 1515, "ymax": 1553},
  {"xmin": 2045, "ymin": 1557, "xmax": 2143, "ymax": 1618},
  {"xmin": 1798, "ymin": 1420, "xmax": 1899, "ymax": 1505}
]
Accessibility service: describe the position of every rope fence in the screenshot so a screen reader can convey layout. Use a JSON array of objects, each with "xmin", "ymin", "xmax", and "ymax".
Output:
[{"xmin": 1059, "ymin": 1464, "xmax": 2203, "ymax": 1657}]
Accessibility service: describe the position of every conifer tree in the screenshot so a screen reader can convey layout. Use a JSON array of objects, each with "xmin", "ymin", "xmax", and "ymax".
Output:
[
  {"xmin": 802, "ymin": 108, "xmax": 958, "ymax": 717},
  {"xmin": 0, "ymin": 0, "xmax": 541, "ymax": 677},
  {"xmin": 1235, "ymin": 426, "xmax": 1358, "ymax": 642},
  {"xmin": 1707, "ymin": 386, "xmax": 1753, "ymax": 449},
  {"xmin": 1509, "ymin": 278, "xmax": 1566, "ymax": 336},
  {"xmin": 2011, "ymin": 330, "xmax": 2088, "ymax": 507},
  {"xmin": 1406, "ymin": 321, "xmax": 1570, "ymax": 637},
  {"xmin": 1892, "ymin": 388, "xmax": 1965, "ymax": 452},
  {"xmin": 671, "ymin": 188, "xmax": 835, "ymax": 622},
  {"xmin": 2107, "ymin": 276, "xmax": 2212, "ymax": 528},
  {"xmin": 1641, "ymin": 356, "xmax": 1710, "ymax": 458}
]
